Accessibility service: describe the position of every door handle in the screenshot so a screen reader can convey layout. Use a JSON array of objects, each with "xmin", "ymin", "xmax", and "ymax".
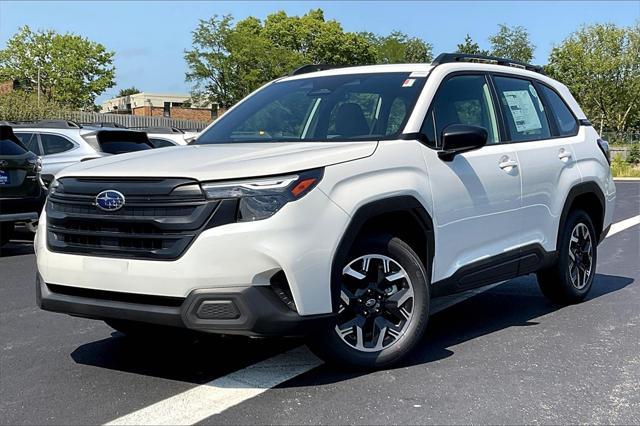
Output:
[
  {"xmin": 558, "ymin": 149, "xmax": 572, "ymax": 161},
  {"xmin": 499, "ymin": 159, "xmax": 518, "ymax": 170}
]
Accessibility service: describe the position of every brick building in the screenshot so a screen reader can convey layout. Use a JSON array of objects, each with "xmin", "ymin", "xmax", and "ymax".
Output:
[{"xmin": 100, "ymin": 92, "xmax": 219, "ymax": 122}]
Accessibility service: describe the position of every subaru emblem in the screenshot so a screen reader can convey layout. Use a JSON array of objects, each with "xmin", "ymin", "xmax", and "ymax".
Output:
[{"xmin": 95, "ymin": 190, "xmax": 125, "ymax": 212}]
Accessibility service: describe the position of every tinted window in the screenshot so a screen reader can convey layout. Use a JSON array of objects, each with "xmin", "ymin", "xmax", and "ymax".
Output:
[
  {"xmin": 421, "ymin": 74, "xmax": 500, "ymax": 148},
  {"xmin": 149, "ymin": 138, "xmax": 176, "ymax": 148},
  {"xmin": 538, "ymin": 84, "xmax": 578, "ymax": 136},
  {"xmin": 0, "ymin": 139, "xmax": 27, "ymax": 155},
  {"xmin": 40, "ymin": 134, "xmax": 75, "ymax": 155},
  {"xmin": 99, "ymin": 141, "xmax": 152, "ymax": 154},
  {"xmin": 196, "ymin": 73, "xmax": 427, "ymax": 144},
  {"xmin": 15, "ymin": 132, "xmax": 41, "ymax": 155},
  {"xmin": 493, "ymin": 76, "xmax": 551, "ymax": 142}
]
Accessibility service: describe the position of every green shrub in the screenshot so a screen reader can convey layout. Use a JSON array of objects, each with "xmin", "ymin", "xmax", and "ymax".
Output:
[
  {"xmin": 0, "ymin": 91, "xmax": 69, "ymax": 122},
  {"xmin": 627, "ymin": 144, "xmax": 640, "ymax": 165},
  {"xmin": 612, "ymin": 153, "xmax": 640, "ymax": 177}
]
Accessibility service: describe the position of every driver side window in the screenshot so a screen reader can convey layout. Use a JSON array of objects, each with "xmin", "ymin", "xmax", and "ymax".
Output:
[{"xmin": 421, "ymin": 74, "xmax": 500, "ymax": 148}]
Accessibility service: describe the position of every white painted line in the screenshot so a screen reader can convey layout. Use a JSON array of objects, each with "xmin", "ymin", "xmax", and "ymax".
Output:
[
  {"xmin": 105, "ymin": 215, "xmax": 640, "ymax": 425},
  {"xmin": 104, "ymin": 346, "xmax": 322, "ymax": 426},
  {"xmin": 607, "ymin": 215, "xmax": 640, "ymax": 238}
]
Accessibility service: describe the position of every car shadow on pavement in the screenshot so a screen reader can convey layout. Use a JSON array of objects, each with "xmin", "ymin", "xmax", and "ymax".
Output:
[
  {"xmin": 70, "ymin": 273, "xmax": 633, "ymax": 386},
  {"xmin": 0, "ymin": 230, "xmax": 35, "ymax": 257}
]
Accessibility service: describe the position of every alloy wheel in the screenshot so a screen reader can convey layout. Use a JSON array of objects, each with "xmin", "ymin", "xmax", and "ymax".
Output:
[
  {"xmin": 568, "ymin": 223, "xmax": 593, "ymax": 290},
  {"xmin": 335, "ymin": 254, "xmax": 414, "ymax": 352}
]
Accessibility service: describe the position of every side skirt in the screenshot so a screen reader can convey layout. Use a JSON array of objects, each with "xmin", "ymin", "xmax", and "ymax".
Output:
[{"xmin": 431, "ymin": 244, "xmax": 558, "ymax": 298}]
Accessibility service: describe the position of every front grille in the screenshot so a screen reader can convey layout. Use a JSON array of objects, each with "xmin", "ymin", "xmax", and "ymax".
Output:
[{"xmin": 46, "ymin": 177, "xmax": 237, "ymax": 260}]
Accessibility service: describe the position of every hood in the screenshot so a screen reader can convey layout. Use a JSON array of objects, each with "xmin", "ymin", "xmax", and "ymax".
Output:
[{"xmin": 57, "ymin": 141, "xmax": 378, "ymax": 181}]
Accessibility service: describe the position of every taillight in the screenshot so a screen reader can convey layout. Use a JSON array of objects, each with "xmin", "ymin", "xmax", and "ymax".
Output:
[{"xmin": 597, "ymin": 138, "xmax": 610, "ymax": 165}]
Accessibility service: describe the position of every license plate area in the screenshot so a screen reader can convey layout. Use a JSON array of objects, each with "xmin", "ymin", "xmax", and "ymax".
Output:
[{"xmin": 0, "ymin": 170, "xmax": 10, "ymax": 185}]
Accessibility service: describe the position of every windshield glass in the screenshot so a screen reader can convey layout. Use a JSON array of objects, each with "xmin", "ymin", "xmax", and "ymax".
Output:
[{"xmin": 196, "ymin": 72, "xmax": 428, "ymax": 144}]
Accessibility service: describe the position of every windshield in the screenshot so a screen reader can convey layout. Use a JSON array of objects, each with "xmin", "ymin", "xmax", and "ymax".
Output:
[{"xmin": 196, "ymin": 72, "xmax": 428, "ymax": 144}]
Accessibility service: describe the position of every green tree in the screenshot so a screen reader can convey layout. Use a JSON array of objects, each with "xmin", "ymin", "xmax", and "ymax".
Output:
[
  {"xmin": 456, "ymin": 34, "xmax": 489, "ymax": 56},
  {"xmin": 546, "ymin": 23, "xmax": 640, "ymax": 134},
  {"xmin": 185, "ymin": 10, "xmax": 377, "ymax": 108},
  {"xmin": 117, "ymin": 87, "xmax": 141, "ymax": 97},
  {"xmin": 0, "ymin": 26, "xmax": 115, "ymax": 110},
  {"xmin": 367, "ymin": 30, "xmax": 433, "ymax": 63},
  {"xmin": 489, "ymin": 24, "xmax": 535, "ymax": 62}
]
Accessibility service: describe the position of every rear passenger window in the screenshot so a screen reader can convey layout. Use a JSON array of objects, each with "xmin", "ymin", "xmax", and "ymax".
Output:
[
  {"xmin": 493, "ymin": 76, "xmax": 551, "ymax": 142},
  {"xmin": 422, "ymin": 74, "xmax": 500, "ymax": 148},
  {"xmin": 15, "ymin": 133, "xmax": 41, "ymax": 155},
  {"xmin": 538, "ymin": 85, "xmax": 578, "ymax": 137},
  {"xmin": 40, "ymin": 134, "xmax": 75, "ymax": 155}
]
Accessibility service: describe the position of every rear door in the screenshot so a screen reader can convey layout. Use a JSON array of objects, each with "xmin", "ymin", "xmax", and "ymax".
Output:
[
  {"xmin": 491, "ymin": 75, "xmax": 582, "ymax": 255},
  {"xmin": 420, "ymin": 73, "xmax": 524, "ymax": 287}
]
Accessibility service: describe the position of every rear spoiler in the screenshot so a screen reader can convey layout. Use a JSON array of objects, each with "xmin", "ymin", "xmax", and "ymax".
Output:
[{"xmin": 0, "ymin": 124, "xmax": 28, "ymax": 150}]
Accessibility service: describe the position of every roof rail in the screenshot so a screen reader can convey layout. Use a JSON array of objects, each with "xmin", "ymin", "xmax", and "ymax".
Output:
[
  {"xmin": 8, "ymin": 119, "xmax": 82, "ymax": 129},
  {"xmin": 431, "ymin": 53, "xmax": 545, "ymax": 74},
  {"xmin": 290, "ymin": 64, "xmax": 342, "ymax": 76},
  {"xmin": 81, "ymin": 122, "xmax": 127, "ymax": 129},
  {"xmin": 129, "ymin": 126, "xmax": 184, "ymax": 134}
]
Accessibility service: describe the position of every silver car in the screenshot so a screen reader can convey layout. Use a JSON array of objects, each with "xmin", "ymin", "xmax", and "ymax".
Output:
[{"xmin": 11, "ymin": 120, "xmax": 154, "ymax": 184}]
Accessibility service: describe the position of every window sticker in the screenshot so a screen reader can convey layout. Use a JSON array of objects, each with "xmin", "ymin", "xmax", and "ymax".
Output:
[
  {"xmin": 503, "ymin": 90, "xmax": 542, "ymax": 132},
  {"xmin": 402, "ymin": 78, "xmax": 416, "ymax": 87}
]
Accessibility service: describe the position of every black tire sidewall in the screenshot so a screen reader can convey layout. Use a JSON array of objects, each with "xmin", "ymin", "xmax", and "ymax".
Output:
[
  {"xmin": 558, "ymin": 209, "xmax": 597, "ymax": 299},
  {"xmin": 310, "ymin": 234, "xmax": 430, "ymax": 369}
]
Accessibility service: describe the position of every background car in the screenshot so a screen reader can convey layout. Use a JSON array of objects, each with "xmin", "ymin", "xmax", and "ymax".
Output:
[
  {"xmin": 0, "ymin": 125, "xmax": 45, "ymax": 247},
  {"xmin": 133, "ymin": 126, "xmax": 193, "ymax": 147},
  {"xmin": 9, "ymin": 120, "xmax": 155, "ymax": 185}
]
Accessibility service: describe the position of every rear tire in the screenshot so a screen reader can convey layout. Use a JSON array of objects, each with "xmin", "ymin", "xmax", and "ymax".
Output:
[
  {"xmin": 537, "ymin": 209, "xmax": 597, "ymax": 304},
  {"xmin": 0, "ymin": 222, "xmax": 15, "ymax": 247},
  {"xmin": 308, "ymin": 234, "xmax": 430, "ymax": 370}
]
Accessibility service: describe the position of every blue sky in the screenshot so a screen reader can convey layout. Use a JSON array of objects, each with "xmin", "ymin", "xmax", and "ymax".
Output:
[{"xmin": 1, "ymin": 1, "xmax": 638, "ymax": 103}]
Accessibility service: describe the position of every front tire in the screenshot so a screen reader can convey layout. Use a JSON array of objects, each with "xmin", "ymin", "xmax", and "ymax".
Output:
[
  {"xmin": 537, "ymin": 209, "xmax": 597, "ymax": 304},
  {"xmin": 309, "ymin": 234, "xmax": 430, "ymax": 369}
]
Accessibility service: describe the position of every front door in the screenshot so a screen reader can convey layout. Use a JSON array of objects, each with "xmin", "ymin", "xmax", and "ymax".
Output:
[{"xmin": 420, "ymin": 73, "xmax": 523, "ymax": 287}]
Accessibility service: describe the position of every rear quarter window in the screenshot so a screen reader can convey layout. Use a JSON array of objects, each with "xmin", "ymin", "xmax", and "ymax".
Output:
[
  {"xmin": 538, "ymin": 84, "xmax": 579, "ymax": 137},
  {"xmin": 41, "ymin": 133, "xmax": 75, "ymax": 155}
]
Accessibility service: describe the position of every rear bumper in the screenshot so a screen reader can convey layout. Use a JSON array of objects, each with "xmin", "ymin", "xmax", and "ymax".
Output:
[
  {"xmin": 0, "ymin": 192, "xmax": 45, "ymax": 221},
  {"xmin": 36, "ymin": 274, "xmax": 334, "ymax": 337}
]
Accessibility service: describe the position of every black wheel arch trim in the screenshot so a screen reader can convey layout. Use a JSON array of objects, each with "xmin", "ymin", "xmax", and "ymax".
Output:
[
  {"xmin": 558, "ymin": 181, "xmax": 606, "ymax": 246},
  {"xmin": 330, "ymin": 195, "xmax": 435, "ymax": 311}
]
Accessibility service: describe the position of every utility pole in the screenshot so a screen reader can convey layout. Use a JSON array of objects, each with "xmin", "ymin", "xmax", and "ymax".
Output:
[{"xmin": 37, "ymin": 67, "xmax": 41, "ymax": 107}]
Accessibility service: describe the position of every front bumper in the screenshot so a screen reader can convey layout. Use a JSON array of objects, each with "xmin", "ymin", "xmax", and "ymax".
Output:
[
  {"xmin": 0, "ymin": 192, "xmax": 45, "ymax": 222},
  {"xmin": 36, "ymin": 184, "xmax": 350, "ymax": 317},
  {"xmin": 36, "ymin": 274, "xmax": 334, "ymax": 336}
]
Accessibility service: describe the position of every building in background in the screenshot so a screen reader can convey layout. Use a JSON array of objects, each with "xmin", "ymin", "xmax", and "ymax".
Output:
[{"xmin": 100, "ymin": 92, "xmax": 219, "ymax": 122}]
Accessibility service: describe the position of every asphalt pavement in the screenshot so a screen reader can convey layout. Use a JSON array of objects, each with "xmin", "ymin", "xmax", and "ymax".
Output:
[{"xmin": 1, "ymin": 181, "xmax": 638, "ymax": 425}]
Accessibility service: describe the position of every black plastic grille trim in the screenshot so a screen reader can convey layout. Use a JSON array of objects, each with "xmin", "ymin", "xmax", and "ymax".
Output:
[
  {"xmin": 47, "ymin": 284, "xmax": 185, "ymax": 307},
  {"xmin": 46, "ymin": 178, "xmax": 238, "ymax": 260}
]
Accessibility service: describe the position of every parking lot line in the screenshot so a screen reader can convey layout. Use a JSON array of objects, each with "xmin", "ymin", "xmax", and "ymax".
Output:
[
  {"xmin": 103, "ymin": 214, "xmax": 639, "ymax": 426},
  {"xmin": 607, "ymin": 214, "xmax": 640, "ymax": 238},
  {"xmin": 104, "ymin": 346, "xmax": 322, "ymax": 425}
]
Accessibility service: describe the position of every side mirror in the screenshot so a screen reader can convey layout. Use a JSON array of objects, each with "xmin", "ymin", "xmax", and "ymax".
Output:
[{"xmin": 438, "ymin": 124, "xmax": 488, "ymax": 161}]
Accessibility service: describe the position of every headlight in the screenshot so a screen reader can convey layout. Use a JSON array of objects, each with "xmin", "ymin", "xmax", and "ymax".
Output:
[{"xmin": 201, "ymin": 168, "xmax": 323, "ymax": 221}]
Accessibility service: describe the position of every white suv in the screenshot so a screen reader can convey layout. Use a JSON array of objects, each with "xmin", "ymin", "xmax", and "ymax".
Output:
[{"xmin": 35, "ymin": 54, "xmax": 616, "ymax": 369}]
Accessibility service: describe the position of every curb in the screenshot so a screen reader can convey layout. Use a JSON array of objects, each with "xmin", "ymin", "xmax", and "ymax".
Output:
[{"xmin": 613, "ymin": 177, "xmax": 640, "ymax": 181}]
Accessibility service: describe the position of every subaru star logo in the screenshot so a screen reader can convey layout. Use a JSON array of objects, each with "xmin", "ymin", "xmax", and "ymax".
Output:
[{"xmin": 95, "ymin": 190, "xmax": 125, "ymax": 212}]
